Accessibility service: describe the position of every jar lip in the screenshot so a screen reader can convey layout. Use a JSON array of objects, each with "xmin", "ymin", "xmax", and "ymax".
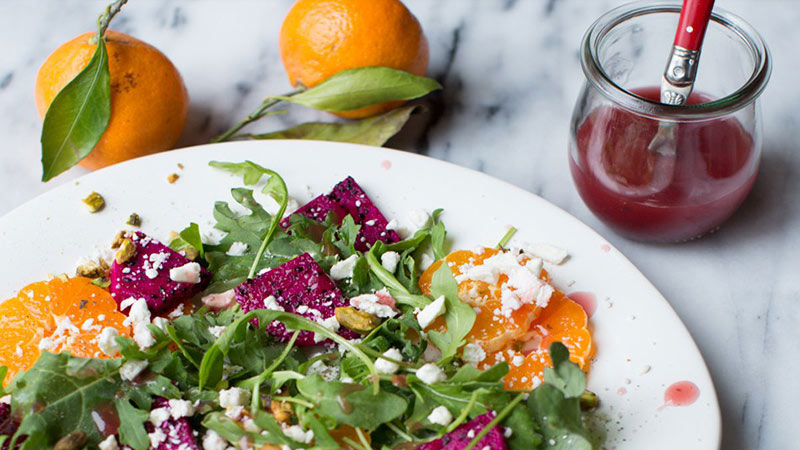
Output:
[{"xmin": 581, "ymin": 1, "xmax": 772, "ymax": 120}]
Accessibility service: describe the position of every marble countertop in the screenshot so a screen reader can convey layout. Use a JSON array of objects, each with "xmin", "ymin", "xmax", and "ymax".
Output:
[{"xmin": 1, "ymin": 1, "xmax": 798, "ymax": 448}]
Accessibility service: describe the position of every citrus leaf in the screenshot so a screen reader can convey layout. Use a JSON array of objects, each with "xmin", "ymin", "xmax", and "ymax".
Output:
[
  {"xmin": 247, "ymin": 105, "xmax": 418, "ymax": 146},
  {"xmin": 277, "ymin": 67, "xmax": 441, "ymax": 112},
  {"xmin": 40, "ymin": 36, "xmax": 110, "ymax": 181}
]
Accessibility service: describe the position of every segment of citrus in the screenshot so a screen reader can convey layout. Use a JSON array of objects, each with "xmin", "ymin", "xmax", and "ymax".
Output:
[
  {"xmin": 329, "ymin": 425, "xmax": 370, "ymax": 449},
  {"xmin": 0, "ymin": 276, "xmax": 130, "ymax": 385},
  {"xmin": 419, "ymin": 248, "xmax": 548, "ymax": 353},
  {"xmin": 483, "ymin": 290, "xmax": 595, "ymax": 390},
  {"xmin": 419, "ymin": 248, "xmax": 594, "ymax": 390}
]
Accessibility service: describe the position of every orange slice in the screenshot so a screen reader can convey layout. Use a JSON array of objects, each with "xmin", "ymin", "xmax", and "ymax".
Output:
[
  {"xmin": 419, "ymin": 248, "xmax": 594, "ymax": 390},
  {"xmin": 0, "ymin": 276, "xmax": 130, "ymax": 385}
]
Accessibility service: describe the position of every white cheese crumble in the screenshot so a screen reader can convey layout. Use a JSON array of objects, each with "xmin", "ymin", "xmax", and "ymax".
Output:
[
  {"xmin": 416, "ymin": 363, "xmax": 446, "ymax": 385},
  {"xmin": 202, "ymin": 430, "xmax": 229, "ymax": 450},
  {"xmin": 314, "ymin": 316, "xmax": 340, "ymax": 343},
  {"xmin": 375, "ymin": 348, "xmax": 403, "ymax": 374},
  {"xmin": 385, "ymin": 219, "xmax": 399, "ymax": 230},
  {"xmin": 381, "ymin": 251, "xmax": 401, "ymax": 273},
  {"xmin": 120, "ymin": 359, "xmax": 148, "ymax": 381},
  {"xmin": 262, "ymin": 295, "xmax": 284, "ymax": 311},
  {"xmin": 168, "ymin": 399, "xmax": 195, "ymax": 419},
  {"xmin": 219, "ymin": 387, "xmax": 250, "ymax": 409},
  {"xmin": 226, "ymin": 241, "xmax": 249, "ymax": 256},
  {"xmin": 511, "ymin": 355, "xmax": 525, "ymax": 367},
  {"xmin": 149, "ymin": 407, "xmax": 171, "ymax": 427},
  {"xmin": 417, "ymin": 295, "xmax": 446, "ymax": 329},
  {"xmin": 522, "ymin": 243, "xmax": 569, "ymax": 264},
  {"xmin": 307, "ymin": 360, "xmax": 340, "ymax": 382},
  {"xmin": 148, "ymin": 427, "xmax": 167, "ymax": 448},
  {"xmin": 98, "ymin": 435, "xmax": 119, "ymax": 450},
  {"xmin": 169, "ymin": 262, "xmax": 202, "ymax": 284},
  {"xmin": 37, "ymin": 337, "xmax": 55, "ymax": 351},
  {"xmin": 209, "ymin": 325, "xmax": 227, "ymax": 338},
  {"xmin": 97, "ymin": 327, "xmax": 120, "ymax": 356},
  {"xmin": 462, "ymin": 343, "xmax": 487, "ymax": 364},
  {"xmin": 283, "ymin": 425, "xmax": 314, "ymax": 444},
  {"xmin": 350, "ymin": 293, "xmax": 397, "ymax": 318},
  {"xmin": 330, "ymin": 254, "xmax": 359, "ymax": 280},
  {"xmin": 427, "ymin": 406, "xmax": 454, "ymax": 426}
]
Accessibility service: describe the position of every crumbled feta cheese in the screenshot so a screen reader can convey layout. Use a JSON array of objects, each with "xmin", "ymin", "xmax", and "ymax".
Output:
[
  {"xmin": 168, "ymin": 303, "xmax": 185, "ymax": 319},
  {"xmin": 330, "ymin": 254, "xmax": 359, "ymax": 280},
  {"xmin": 97, "ymin": 327, "xmax": 120, "ymax": 356},
  {"xmin": 523, "ymin": 243, "xmax": 569, "ymax": 264},
  {"xmin": 381, "ymin": 251, "xmax": 401, "ymax": 273},
  {"xmin": 423, "ymin": 343, "xmax": 442, "ymax": 362},
  {"xmin": 133, "ymin": 322, "xmax": 155, "ymax": 350},
  {"xmin": 467, "ymin": 429, "xmax": 475, "ymax": 438},
  {"xmin": 120, "ymin": 296, "xmax": 137, "ymax": 311},
  {"xmin": 420, "ymin": 253, "xmax": 435, "ymax": 270},
  {"xmin": 511, "ymin": 355, "xmax": 525, "ymax": 367},
  {"xmin": 219, "ymin": 387, "xmax": 250, "ymax": 409},
  {"xmin": 375, "ymin": 348, "xmax": 403, "ymax": 374},
  {"xmin": 417, "ymin": 295, "xmax": 446, "ymax": 329},
  {"xmin": 168, "ymin": 399, "xmax": 195, "ymax": 419},
  {"xmin": 120, "ymin": 359, "xmax": 148, "ymax": 381},
  {"xmin": 262, "ymin": 295, "xmax": 284, "ymax": 312},
  {"xmin": 283, "ymin": 425, "xmax": 314, "ymax": 444},
  {"xmin": 416, "ymin": 363, "xmax": 446, "ymax": 385},
  {"xmin": 209, "ymin": 325, "xmax": 227, "ymax": 338},
  {"xmin": 462, "ymin": 343, "xmax": 486, "ymax": 364},
  {"xmin": 98, "ymin": 435, "xmax": 119, "ymax": 450},
  {"xmin": 38, "ymin": 337, "xmax": 55, "ymax": 351},
  {"xmin": 407, "ymin": 209, "xmax": 431, "ymax": 229},
  {"xmin": 169, "ymin": 262, "xmax": 202, "ymax": 284},
  {"xmin": 297, "ymin": 305, "xmax": 309, "ymax": 314},
  {"xmin": 226, "ymin": 241, "xmax": 249, "ymax": 256},
  {"xmin": 124, "ymin": 298, "xmax": 151, "ymax": 327},
  {"xmin": 385, "ymin": 219, "xmax": 399, "ymax": 230},
  {"xmin": 350, "ymin": 293, "xmax": 397, "ymax": 318},
  {"xmin": 149, "ymin": 407, "xmax": 171, "ymax": 427},
  {"xmin": 151, "ymin": 317, "xmax": 168, "ymax": 332},
  {"xmin": 314, "ymin": 316, "xmax": 340, "ymax": 343},
  {"xmin": 202, "ymin": 430, "xmax": 228, "ymax": 450},
  {"xmin": 427, "ymin": 406, "xmax": 453, "ymax": 426},
  {"xmin": 504, "ymin": 427, "xmax": 514, "ymax": 438}
]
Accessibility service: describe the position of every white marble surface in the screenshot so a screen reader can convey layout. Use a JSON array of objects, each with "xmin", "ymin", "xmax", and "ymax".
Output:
[{"xmin": 0, "ymin": 1, "xmax": 798, "ymax": 448}]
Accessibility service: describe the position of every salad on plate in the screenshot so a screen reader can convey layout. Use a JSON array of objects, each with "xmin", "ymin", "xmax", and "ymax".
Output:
[{"xmin": 0, "ymin": 161, "xmax": 600, "ymax": 450}]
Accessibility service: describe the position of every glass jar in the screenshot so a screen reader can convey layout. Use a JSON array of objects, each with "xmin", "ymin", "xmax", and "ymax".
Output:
[{"xmin": 569, "ymin": 1, "xmax": 771, "ymax": 242}]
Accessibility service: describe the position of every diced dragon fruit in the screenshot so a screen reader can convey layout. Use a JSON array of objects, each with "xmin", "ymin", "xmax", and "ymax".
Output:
[
  {"xmin": 144, "ymin": 398, "xmax": 199, "ymax": 450},
  {"xmin": 234, "ymin": 253, "xmax": 360, "ymax": 346},
  {"xmin": 416, "ymin": 413, "xmax": 509, "ymax": 450},
  {"xmin": 281, "ymin": 176, "xmax": 401, "ymax": 251},
  {"xmin": 0, "ymin": 403, "xmax": 17, "ymax": 449},
  {"xmin": 109, "ymin": 232, "xmax": 210, "ymax": 315}
]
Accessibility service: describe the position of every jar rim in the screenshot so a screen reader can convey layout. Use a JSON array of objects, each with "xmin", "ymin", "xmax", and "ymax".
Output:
[{"xmin": 580, "ymin": 1, "xmax": 772, "ymax": 120}]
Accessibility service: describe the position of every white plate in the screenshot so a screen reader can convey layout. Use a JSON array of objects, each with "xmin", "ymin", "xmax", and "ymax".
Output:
[{"xmin": 0, "ymin": 141, "xmax": 720, "ymax": 449}]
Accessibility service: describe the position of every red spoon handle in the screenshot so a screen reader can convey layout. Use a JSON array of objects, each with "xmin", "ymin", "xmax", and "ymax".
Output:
[{"xmin": 673, "ymin": 0, "xmax": 715, "ymax": 51}]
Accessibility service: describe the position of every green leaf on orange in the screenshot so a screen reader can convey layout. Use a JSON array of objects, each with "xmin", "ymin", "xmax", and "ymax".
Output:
[
  {"xmin": 276, "ymin": 66, "xmax": 441, "ymax": 112},
  {"xmin": 244, "ymin": 105, "xmax": 419, "ymax": 146},
  {"xmin": 40, "ymin": 36, "xmax": 110, "ymax": 181}
]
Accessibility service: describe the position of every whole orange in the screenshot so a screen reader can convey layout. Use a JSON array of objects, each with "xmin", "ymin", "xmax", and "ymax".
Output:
[
  {"xmin": 279, "ymin": 0, "xmax": 429, "ymax": 119},
  {"xmin": 35, "ymin": 30, "xmax": 188, "ymax": 170}
]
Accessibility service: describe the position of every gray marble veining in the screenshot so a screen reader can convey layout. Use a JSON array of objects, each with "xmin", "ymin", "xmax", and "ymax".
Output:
[{"xmin": 1, "ymin": 1, "xmax": 799, "ymax": 448}]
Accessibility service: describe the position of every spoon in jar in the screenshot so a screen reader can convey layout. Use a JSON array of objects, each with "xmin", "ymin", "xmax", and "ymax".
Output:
[{"xmin": 648, "ymin": 0, "xmax": 715, "ymax": 155}]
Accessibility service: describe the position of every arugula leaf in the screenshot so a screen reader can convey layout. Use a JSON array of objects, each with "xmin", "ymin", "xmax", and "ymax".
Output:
[
  {"xmin": 544, "ymin": 342, "xmax": 586, "ymax": 398},
  {"xmin": 113, "ymin": 398, "xmax": 150, "ymax": 450},
  {"xmin": 7, "ymin": 353, "xmax": 123, "ymax": 448},
  {"xmin": 503, "ymin": 403, "xmax": 543, "ymax": 450},
  {"xmin": 296, "ymin": 375, "xmax": 407, "ymax": 430},
  {"xmin": 427, "ymin": 264, "xmax": 476, "ymax": 361},
  {"xmin": 169, "ymin": 222, "xmax": 205, "ymax": 258},
  {"xmin": 276, "ymin": 67, "xmax": 441, "ymax": 112},
  {"xmin": 430, "ymin": 209, "xmax": 448, "ymax": 260},
  {"xmin": 365, "ymin": 244, "xmax": 429, "ymax": 309},
  {"xmin": 199, "ymin": 311, "xmax": 377, "ymax": 392},
  {"xmin": 40, "ymin": 34, "xmax": 110, "ymax": 181},
  {"xmin": 209, "ymin": 161, "xmax": 288, "ymax": 279}
]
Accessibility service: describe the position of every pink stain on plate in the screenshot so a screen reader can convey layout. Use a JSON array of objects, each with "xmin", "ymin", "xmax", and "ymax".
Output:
[
  {"xmin": 380, "ymin": 160, "xmax": 392, "ymax": 170},
  {"xmin": 659, "ymin": 381, "xmax": 700, "ymax": 410},
  {"xmin": 568, "ymin": 291, "xmax": 597, "ymax": 318},
  {"xmin": 617, "ymin": 387, "xmax": 627, "ymax": 396},
  {"xmin": 601, "ymin": 244, "xmax": 611, "ymax": 253}
]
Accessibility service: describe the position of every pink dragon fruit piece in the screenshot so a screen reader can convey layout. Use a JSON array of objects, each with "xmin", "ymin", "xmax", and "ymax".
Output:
[
  {"xmin": 281, "ymin": 176, "xmax": 401, "ymax": 251},
  {"xmin": 234, "ymin": 253, "xmax": 360, "ymax": 346},
  {"xmin": 144, "ymin": 398, "xmax": 200, "ymax": 450},
  {"xmin": 109, "ymin": 232, "xmax": 210, "ymax": 315},
  {"xmin": 416, "ymin": 412, "xmax": 509, "ymax": 450},
  {"xmin": 0, "ymin": 403, "xmax": 18, "ymax": 449}
]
